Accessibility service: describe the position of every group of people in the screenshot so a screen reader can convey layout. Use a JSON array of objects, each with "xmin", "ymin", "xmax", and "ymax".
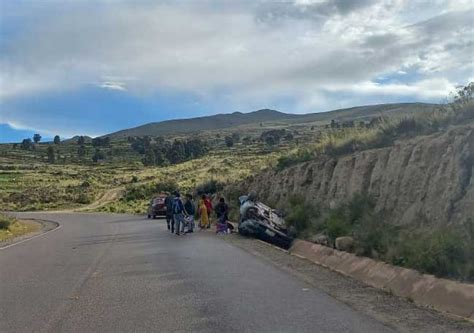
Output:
[{"xmin": 164, "ymin": 192, "xmax": 231, "ymax": 236}]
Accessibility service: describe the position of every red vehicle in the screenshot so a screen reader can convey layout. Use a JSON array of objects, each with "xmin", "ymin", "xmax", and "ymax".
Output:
[{"xmin": 147, "ymin": 194, "xmax": 167, "ymax": 219}]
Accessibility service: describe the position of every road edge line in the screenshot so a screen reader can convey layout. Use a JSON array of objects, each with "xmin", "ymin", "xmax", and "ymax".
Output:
[{"xmin": 0, "ymin": 220, "xmax": 61, "ymax": 250}]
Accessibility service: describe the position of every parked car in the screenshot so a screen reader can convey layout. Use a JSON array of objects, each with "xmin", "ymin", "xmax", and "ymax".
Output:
[{"xmin": 147, "ymin": 194, "xmax": 167, "ymax": 218}]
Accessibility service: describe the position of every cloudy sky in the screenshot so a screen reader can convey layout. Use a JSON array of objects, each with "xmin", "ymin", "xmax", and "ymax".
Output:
[{"xmin": 0, "ymin": 0, "xmax": 473, "ymax": 142}]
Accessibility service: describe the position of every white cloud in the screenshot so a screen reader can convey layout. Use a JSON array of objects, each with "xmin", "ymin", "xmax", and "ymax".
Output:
[
  {"xmin": 98, "ymin": 81, "xmax": 127, "ymax": 91},
  {"xmin": 0, "ymin": 0, "xmax": 472, "ymax": 122},
  {"xmin": 324, "ymin": 78, "xmax": 456, "ymax": 99}
]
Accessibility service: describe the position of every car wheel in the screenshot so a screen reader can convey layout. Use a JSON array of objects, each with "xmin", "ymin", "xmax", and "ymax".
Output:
[{"xmin": 147, "ymin": 215, "xmax": 151, "ymax": 219}]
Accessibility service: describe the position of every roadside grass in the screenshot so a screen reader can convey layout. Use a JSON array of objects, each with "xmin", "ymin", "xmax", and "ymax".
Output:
[
  {"xmin": 276, "ymin": 100, "xmax": 474, "ymax": 170},
  {"xmin": 0, "ymin": 214, "xmax": 41, "ymax": 242},
  {"xmin": 287, "ymin": 194, "xmax": 474, "ymax": 282}
]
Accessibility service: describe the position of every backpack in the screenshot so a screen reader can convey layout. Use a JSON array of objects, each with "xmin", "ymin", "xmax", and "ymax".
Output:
[
  {"xmin": 173, "ymin": 198, "xmax": 184, "ymax": 214},
  {"xmin": 165, "ymin": 196, "xmax": 174, "ymax": 213}
]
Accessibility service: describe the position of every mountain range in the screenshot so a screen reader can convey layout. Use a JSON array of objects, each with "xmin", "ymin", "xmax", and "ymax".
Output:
[{"xmin": 103, "ymin": 102, "xmax": 437, "ymax": 139}]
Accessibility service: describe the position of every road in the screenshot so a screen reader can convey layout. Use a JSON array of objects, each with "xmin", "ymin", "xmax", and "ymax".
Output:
[{"xmin": 0, "ymin": 213, "xmax": 395, "ymax": 333}]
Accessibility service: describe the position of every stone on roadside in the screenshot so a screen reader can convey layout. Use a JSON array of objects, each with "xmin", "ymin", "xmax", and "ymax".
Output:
[
  {"xmin": 335, "ymin": 236, "xmax": 354, "ymax": 252},
  {"xmin": 310, "ymin": 233, "xmax": 330, "ymax": 246}
]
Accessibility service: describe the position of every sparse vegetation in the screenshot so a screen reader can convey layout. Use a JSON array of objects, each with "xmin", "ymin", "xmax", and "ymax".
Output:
[
  {"xmin": 276, "ymin": 149, "xmax": 312, "ymax": 170},
  {"xmin": 47, "ymin": 146, "xmax": 55, "ymax": 163},
  {"xmin": 276, "ymin": 83, "xmax": 473, "ymax": 170},
  {"xmin": 291, "ymin": 193, "xmax": 473, "ymax": 282},
  {"xmin": 285, "ymin": 194, "xmax": 319, "ymax": 235},
  {"xmin": 224, "ymin": 136, "xmax": 234, "ymax": 147},
  {"xmin": 0, "ymin": 213, "xmax": 15, "ymax": 230},
  {"xmin": 392, "ymin": 225, "xmax": 472, "ymax": 281},
  {"xmin": 195, "ymin": 179, "xmax": 224, "ymax": 195},
  {"xmin": 0, "ymin": 214, "xmax": 41, "ymax": 242}
]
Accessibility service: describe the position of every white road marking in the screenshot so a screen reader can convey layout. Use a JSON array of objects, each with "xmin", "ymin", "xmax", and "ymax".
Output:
[{"xmin": 0, "ymin": 223, "xmax": 62, "ymax": 250}]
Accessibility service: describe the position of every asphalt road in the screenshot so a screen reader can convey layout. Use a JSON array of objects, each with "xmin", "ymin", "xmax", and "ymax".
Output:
[{"xmin": 0, "ymin": 213, "xmax": 395, "ymax": 333}]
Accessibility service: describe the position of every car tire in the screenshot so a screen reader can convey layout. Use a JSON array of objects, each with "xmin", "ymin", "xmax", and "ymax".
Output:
[{"xmin": 147, "ymin": 215, "xmax": 151, "ymax": 219}]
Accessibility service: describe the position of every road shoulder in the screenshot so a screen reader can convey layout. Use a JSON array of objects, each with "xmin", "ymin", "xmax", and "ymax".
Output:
[
  {"xmin": 0, "ymin": 219, "xmax": 59, "ymax": 249},
  {"xmin": 222, "ymin": 233, "xmax": 474, "ymax": 333}
]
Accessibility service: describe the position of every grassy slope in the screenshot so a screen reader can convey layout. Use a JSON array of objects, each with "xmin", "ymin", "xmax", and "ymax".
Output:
[{"xmin": 104, "ymin": 103, "xmax": 436, "ymax": 139}]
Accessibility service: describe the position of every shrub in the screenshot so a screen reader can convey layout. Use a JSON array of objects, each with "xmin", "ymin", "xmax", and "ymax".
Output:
[
  {"xmin": 155, "ymin": 180, "xmax": 179, "ymax": 194},
  {"xmin": 195, "ymin": 179, "xmax": 224, "ymax": 195},
  {"xmin": 395, "ymin": 228, "xmax": 469, "ymax": 280},
  {"xmin": 321, "ymin": 193, "xmax": 376, "ymax": 241},
  {"xmin": 325, "ymin": 211, "xmax": 352, "ymax": 240},
  {"xmin": 123, "ymin": 184, "xmax": 153, "ymax": 201},
  {"xmin": 276, "ymin": 149, "xmax": 312, "ymax": 171},
  {"xmin": 353, "ymin": 215, "xmax": 399, "ymax": 259},
  {"xmin": 285, "ymin": 195, "xmax": 319, "ymax": 235},
  {"xmin": 0, "ymin": 214, "xmax": 15, "ymax": 230},
  {"xmin": 76, "ymin": 193, "xmax": 92, "ymax": 204},
  {"xmin": 346, "ymin": 193, "xmax": 375, "ymax": 223},
  {"xmin": 81, "ymin": 181, "xmax": 91, "ymax": 188},
  {"xmin": 225, "ymin": 136, "xmax": 234, "ymax": 147}
]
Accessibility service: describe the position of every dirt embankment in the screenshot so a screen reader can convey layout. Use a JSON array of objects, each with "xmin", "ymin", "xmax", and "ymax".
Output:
[{"xmin": 229, "ymin": 124, "xmax": 473, "ymax": 226}]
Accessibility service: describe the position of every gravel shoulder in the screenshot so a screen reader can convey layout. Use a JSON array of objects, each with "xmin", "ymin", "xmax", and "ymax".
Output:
[{"xmin": 223, "ymin": 233, "xmax": 474, "ymax": 333}]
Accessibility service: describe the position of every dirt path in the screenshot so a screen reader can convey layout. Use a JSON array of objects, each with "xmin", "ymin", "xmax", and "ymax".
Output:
[
  {"xmin": 47, "ymin": 187, "xmax": 125, "ymax": 213},
  {"xmin": 74, "ymin": 187, "xmax": 125, "ymax": 211}
]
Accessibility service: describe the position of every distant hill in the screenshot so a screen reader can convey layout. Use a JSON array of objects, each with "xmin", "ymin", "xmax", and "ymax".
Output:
[
  {"xmin": 63, "ymin": 135, "xmax": 93, "ymax": 144},
  {"xmin": 103, "ymin": 103, "xmax": 437, "ymax": 139}
]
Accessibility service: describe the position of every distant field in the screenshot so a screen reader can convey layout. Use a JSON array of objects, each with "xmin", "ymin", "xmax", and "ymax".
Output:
[{"xmin": 0, "ymin": 140, "xmax": 288, "ymax": 212}]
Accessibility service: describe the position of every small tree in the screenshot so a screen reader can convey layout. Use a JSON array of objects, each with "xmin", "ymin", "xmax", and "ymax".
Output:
[
  {"xmin": 77, "ymin": 136, "xmax": 85, "ymax": 145},
  {"xmin": 21, "ymin": 138, "xmax": 32, "ymax": 150},
  {"xmin": 77, "ymin": 145, "xmax": 86, "ymax": 159},
  {"xmin": 92, "ymin": 137, "xmax": 111, "ymax": 147},
  {"xmin": 231, "ymin": 132, "xmax": 240, "ymax": 143},
  {"xmin": 453, "ymin": 82, "xmax": 473, "ymax": 105},
  {"xmin": 224, "ymin": 136, "xmax": 234, "ymax": 147},
  {"xmin": 33, "ymin": 133, "xmax": 42, "ymax": 144},
  {"xmin": 92, "ymin": 149, "xmax": 105, "ymax": 163},
  {"xmin": 142, "ymin": 149, "xmax": 156, "ymax": 166},
  {"xmin": 53, "ymin": 135, "xmax": 61, "ymax": 144},
  {"xmin": 47, "ymin": 146, "xmax": 55, "ymax": 163},
  {"xmin": 284, "ymin": 132, "xmax": 294, "ymax": 141}
]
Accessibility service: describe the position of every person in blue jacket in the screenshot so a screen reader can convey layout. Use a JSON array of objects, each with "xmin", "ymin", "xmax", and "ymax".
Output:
[{"xmin": 172, "ymin": 192, "xmax": 185, "ymax": 236}]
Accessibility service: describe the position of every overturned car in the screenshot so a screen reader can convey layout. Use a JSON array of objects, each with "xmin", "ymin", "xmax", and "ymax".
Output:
[{"xmin": 238, "ymin": 192, "xmax": 294, "ymax": 249}]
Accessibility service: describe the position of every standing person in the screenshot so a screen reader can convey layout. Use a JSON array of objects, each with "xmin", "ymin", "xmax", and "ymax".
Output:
[
  {"xmin": 204, "ymin": 194, "xmax": 213, "ymax": 229},
  {"xmin": 215, "ymin": 197, "xmax": 233, "ymax": 233},
  {"xmin": 165, "ymin": 193, "xmax": 174, "ymax": 232},
  {"xmin": 172, "ymin": 192, "xmax": 185, "ymax": 236},
  {"xmin": 214, "ymin": 197, "xmax": 229, "ymax": 221},
  {"xmin": 184, "ymin": 194, "xmax": 195, "ymax": 233},
  {"xmin": 198, "ymin": 195, "xmax": 209, "ymax": 229}
]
